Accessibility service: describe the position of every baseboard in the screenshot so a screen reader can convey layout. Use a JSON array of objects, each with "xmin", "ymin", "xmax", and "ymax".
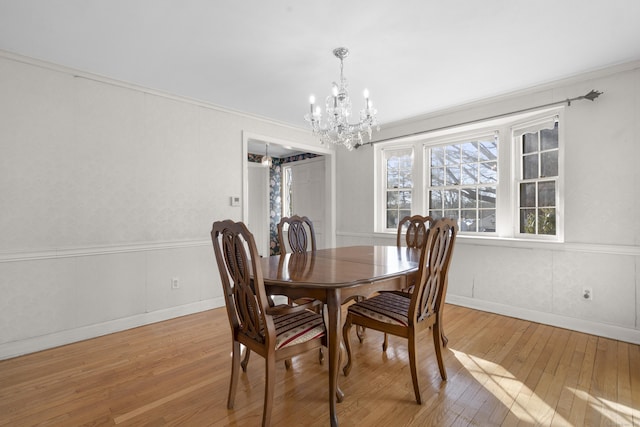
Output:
[
  {"xmin": 0, "ymin": 298, "xmax": 225, "ymax": 360},
  {"xmin": 5, "ymin": 294, "xmax": 639, "ymax": 360},
  {"xmin": 446, "ymin": 294, "xmax": 640, "ymax": 345}
]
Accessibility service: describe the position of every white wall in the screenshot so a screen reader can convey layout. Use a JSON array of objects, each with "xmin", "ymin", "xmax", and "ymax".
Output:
[
  {"xmin": 336, "ymin": 61, "xmax": 640, "ymax": 344},
  {"xmin": 0, "ymin": 51, "xmax": 320, "ymax": 359}
]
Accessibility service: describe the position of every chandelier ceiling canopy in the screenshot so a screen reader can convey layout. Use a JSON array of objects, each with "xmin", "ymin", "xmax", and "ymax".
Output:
[{"xmin": 305, "ymin": 47, "xmax": 379, "ymax": 151}]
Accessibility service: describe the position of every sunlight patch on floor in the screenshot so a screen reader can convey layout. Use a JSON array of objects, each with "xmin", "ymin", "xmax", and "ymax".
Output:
[
  {"xmin": 451, "ymin": 349, "xmax": 570, "ymax": 425},
  {"xmin": 567, "ymin": 387, "xmax": 635, "ymax": 426}
]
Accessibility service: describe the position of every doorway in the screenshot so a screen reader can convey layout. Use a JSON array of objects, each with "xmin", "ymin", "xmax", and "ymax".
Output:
[
  {"xmin": 242, "ymin": 132, "xmax": 335, "ymax": 254},
  {"xmin": 282, "ymin": 157, "xmax": 326, "ymax": 248}
]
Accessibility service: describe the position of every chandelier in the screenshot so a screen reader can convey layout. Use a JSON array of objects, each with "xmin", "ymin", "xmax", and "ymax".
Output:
[
  {"xmin": 304, "ymin": 47, "xmax": 379, "ymax": 151},
  {"xmin": 261, "ymin": 143, "xmax": 272, "ymax": 167}
]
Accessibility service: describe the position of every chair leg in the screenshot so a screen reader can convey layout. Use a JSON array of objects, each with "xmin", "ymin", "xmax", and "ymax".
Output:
[
  {"xmin": 342, "ymin": 314, "xmax": 354, "ymax": 376},
  {"xmin": 440, "ymin": 309, "xmax": 448, "ymax": 347},
  {"xmin": 433, "ymin": 321, "xmax": 447, "ymax": 381},
  {"xmin": 240, "ymin": 347, "xmax": 250, "ymax": 372},
  {"xmin": 262, "ymin": 356, "xmax": 276, "ymax": 427},
  {"xmin": 382, "ymin": 333, "xmax": 388, "ymax": 351},
  {"xmin": 408, "ymin": 333, "xmax": 422, "ymax": 405},
  {"xmin": 228, "ymin": 341, "xmax": 241, "ymax": 409},
  {"xmin": 355, "ymin": 296, "xmax": 366, "ymax": 342},
  {"xmin": 284, "ymin": 358, "xmax": 292, "ymax": 370},
  {"xmin": 319, "ymin": 304, "xmax": 325, "ymax": 364}
]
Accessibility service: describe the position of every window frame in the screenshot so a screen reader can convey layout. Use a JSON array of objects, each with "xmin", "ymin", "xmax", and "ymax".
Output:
[
  {"xmin": 425, "ymin": 130, "xmax": 499, "ymax": 235},
  {"xmin": 513, "ymin": 117, "xmax": 564, "ymax": 241},
  {"xmin": 378, "ymin": 145, "xmax": 416, "ymax": 233},
  {"xmin": 375, "ymin": 107, "xmax": 564, "ymax": 241}
]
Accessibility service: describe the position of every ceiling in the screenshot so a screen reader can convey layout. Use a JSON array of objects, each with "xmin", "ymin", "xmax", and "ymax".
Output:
[
  {"xmin": 247, "ymin": 140, "xmax": 305, "ymax": 158},
  {"xmin": 1, "ymin": 1, "xmax": 640, "ymax": 144}
]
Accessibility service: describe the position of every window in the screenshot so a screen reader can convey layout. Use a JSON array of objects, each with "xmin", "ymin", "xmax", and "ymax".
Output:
[
  {"xmin": 515, "ymin": 120, "xmax": 559, "ymax": 236},
  {"xmin": 382, "ymin": 147, "xmax": 413, "ymax": 230},
  {"xmin": 428, "ymin": 134, "xmax": 498, "ymax": 232},
  {"xmin": 376, "ymin": 110, "xmax": 563, "ymax": 241}
]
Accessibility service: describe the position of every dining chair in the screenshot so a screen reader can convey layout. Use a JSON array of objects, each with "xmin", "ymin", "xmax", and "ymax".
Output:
[
  {"xmin": 277, "ymin": 214, "xmax": 324, "ymax": 365},
  {"xmin": 278, "ymin": 214, "xmax": 317, "ymax": 254},
  {"xmin": 240, "ymin": 215, "xmax": 322, "ymax": 371},
  {"xmin": 211, "ymin": 220, "xmax": 326, "ymax": 427},
  {"xmin": 397, "ymin": 214, "xmax": 434, "ymax": 249},
  {"xmin": 342, "ymin": 218, "xmax": 458, "ymax": 404},
  {"xmin": 380, "ymin": 214, "xmax": 435, "ymax": 350}
]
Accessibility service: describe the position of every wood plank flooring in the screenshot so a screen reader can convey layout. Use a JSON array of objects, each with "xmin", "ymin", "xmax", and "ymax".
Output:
[{"xmin": 1, "ymin": 304, "xmax": 639, "ymax": 426}]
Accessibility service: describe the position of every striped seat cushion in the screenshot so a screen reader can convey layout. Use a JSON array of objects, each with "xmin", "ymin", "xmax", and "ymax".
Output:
[
  {"xmin": 347, "ymin": 292, "xmax": 411, "ymax": 326},
  {"xmin": 273, "ymin": 309, "xmax": 325, "ymax": 350}
]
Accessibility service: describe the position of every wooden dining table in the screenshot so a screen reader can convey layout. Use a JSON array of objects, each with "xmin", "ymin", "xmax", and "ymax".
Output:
[{"xmin": 260, "ymin": 245, "xmax": 420, "ymax": 427}]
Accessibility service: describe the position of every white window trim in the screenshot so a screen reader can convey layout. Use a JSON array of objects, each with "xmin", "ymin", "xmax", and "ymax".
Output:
[
  {"xmin": 423, "ymin": 129, "xmax": 499, "ymax": 236},
  {"xmin": 376, "ymin": 144, "xmax": 418, "ymax": 232},
  {"xmin": 375, "ymin": 107, "xmax": 565, "ymax": 241},
  {"xmin": 511, "ymin": 113, "xmax": 565, "ymax": 241}
]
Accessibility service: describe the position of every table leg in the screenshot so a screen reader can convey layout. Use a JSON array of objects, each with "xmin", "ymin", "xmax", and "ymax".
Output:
[{"xmin": 327, "ymin": 289, "xmax": 341, "ymax": 427}]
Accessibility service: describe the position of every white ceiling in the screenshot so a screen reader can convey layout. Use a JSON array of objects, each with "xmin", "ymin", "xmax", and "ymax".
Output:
[
  {"xmin": 1, "ymin": 0, "xmax": 640, "ymax": 134},
  {"xmin": 247, "ymin": 140, "xmax": 305, "ymax": 158}
]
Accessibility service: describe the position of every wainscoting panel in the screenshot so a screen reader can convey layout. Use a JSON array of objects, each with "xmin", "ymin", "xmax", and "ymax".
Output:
[
  {"xmin": 337, "ymin": 231, "xmax": 640, "ymax": 344},
  {"xmin": 0, "ymin": 241, "xmax": 223, "ymax": 360}
]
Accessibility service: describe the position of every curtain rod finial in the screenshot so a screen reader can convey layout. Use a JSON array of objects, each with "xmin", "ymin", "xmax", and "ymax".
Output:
[{"xmin": 584, "ymin": 90, "xmax": 603, "ymax": 101}]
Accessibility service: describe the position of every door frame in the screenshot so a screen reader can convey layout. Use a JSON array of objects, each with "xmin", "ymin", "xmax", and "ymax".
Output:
[
  {"xmin": 247, "ymin": 162, "xmax": 270, "ymax": 256},
  {"xmin": 241, "ymin": 131, "xmax": 336, "ymax": 250}
]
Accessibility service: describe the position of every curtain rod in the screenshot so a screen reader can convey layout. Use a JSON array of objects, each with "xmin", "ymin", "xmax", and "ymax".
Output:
[{"xmin": 355, "ymin": 89, "xmax": 602, "ymax": 149}]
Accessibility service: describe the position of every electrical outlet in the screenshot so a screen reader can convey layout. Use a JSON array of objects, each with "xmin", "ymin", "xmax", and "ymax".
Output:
[
  {"xmin": 171, "ymin": 277, "xmax": 180, "ymax": 289},
  {"xmin": 582, "ymin": 287, "xmax": 592, "ymax": 301}
]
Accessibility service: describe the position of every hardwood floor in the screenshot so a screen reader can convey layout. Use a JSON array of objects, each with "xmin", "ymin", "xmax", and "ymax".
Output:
[{"xmin": 1, "ymin": 304, "xmax": 639, "ymax": 426}]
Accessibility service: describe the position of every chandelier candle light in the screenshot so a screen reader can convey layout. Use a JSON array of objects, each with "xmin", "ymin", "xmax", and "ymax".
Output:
[{"xmin": 305, "ymin": 47, "xmax": 379, "ymax": 150}]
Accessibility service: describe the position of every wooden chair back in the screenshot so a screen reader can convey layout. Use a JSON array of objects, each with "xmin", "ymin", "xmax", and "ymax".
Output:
[
  {"xmin": 394, "ymin": 215, "xmax": 434, "ymax": 294},
  {"xmin": 212, "ymin": 220, "xmax": 273, "ymax": 347},
  {"xmin": 397, "ymin": 215, "xmax": 434, "ymax": 248},
  {"xmin": 410, "ymin": 218, "xmax": 458, "ymax": 326},
  {"xmin": 278, "ymin": 215, "xmax": 317, "ymax": 254}
]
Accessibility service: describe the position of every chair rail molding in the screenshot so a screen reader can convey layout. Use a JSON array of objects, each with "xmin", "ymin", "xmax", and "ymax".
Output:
[{"xmin": 0, "ymin": 239, "xmax": 211, "ymax": 263}]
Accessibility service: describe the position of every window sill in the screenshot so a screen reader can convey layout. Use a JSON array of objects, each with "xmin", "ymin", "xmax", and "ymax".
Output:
[{"xmin": 348, "ymin": 231, "xmax": 639, "ymax": 256}]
